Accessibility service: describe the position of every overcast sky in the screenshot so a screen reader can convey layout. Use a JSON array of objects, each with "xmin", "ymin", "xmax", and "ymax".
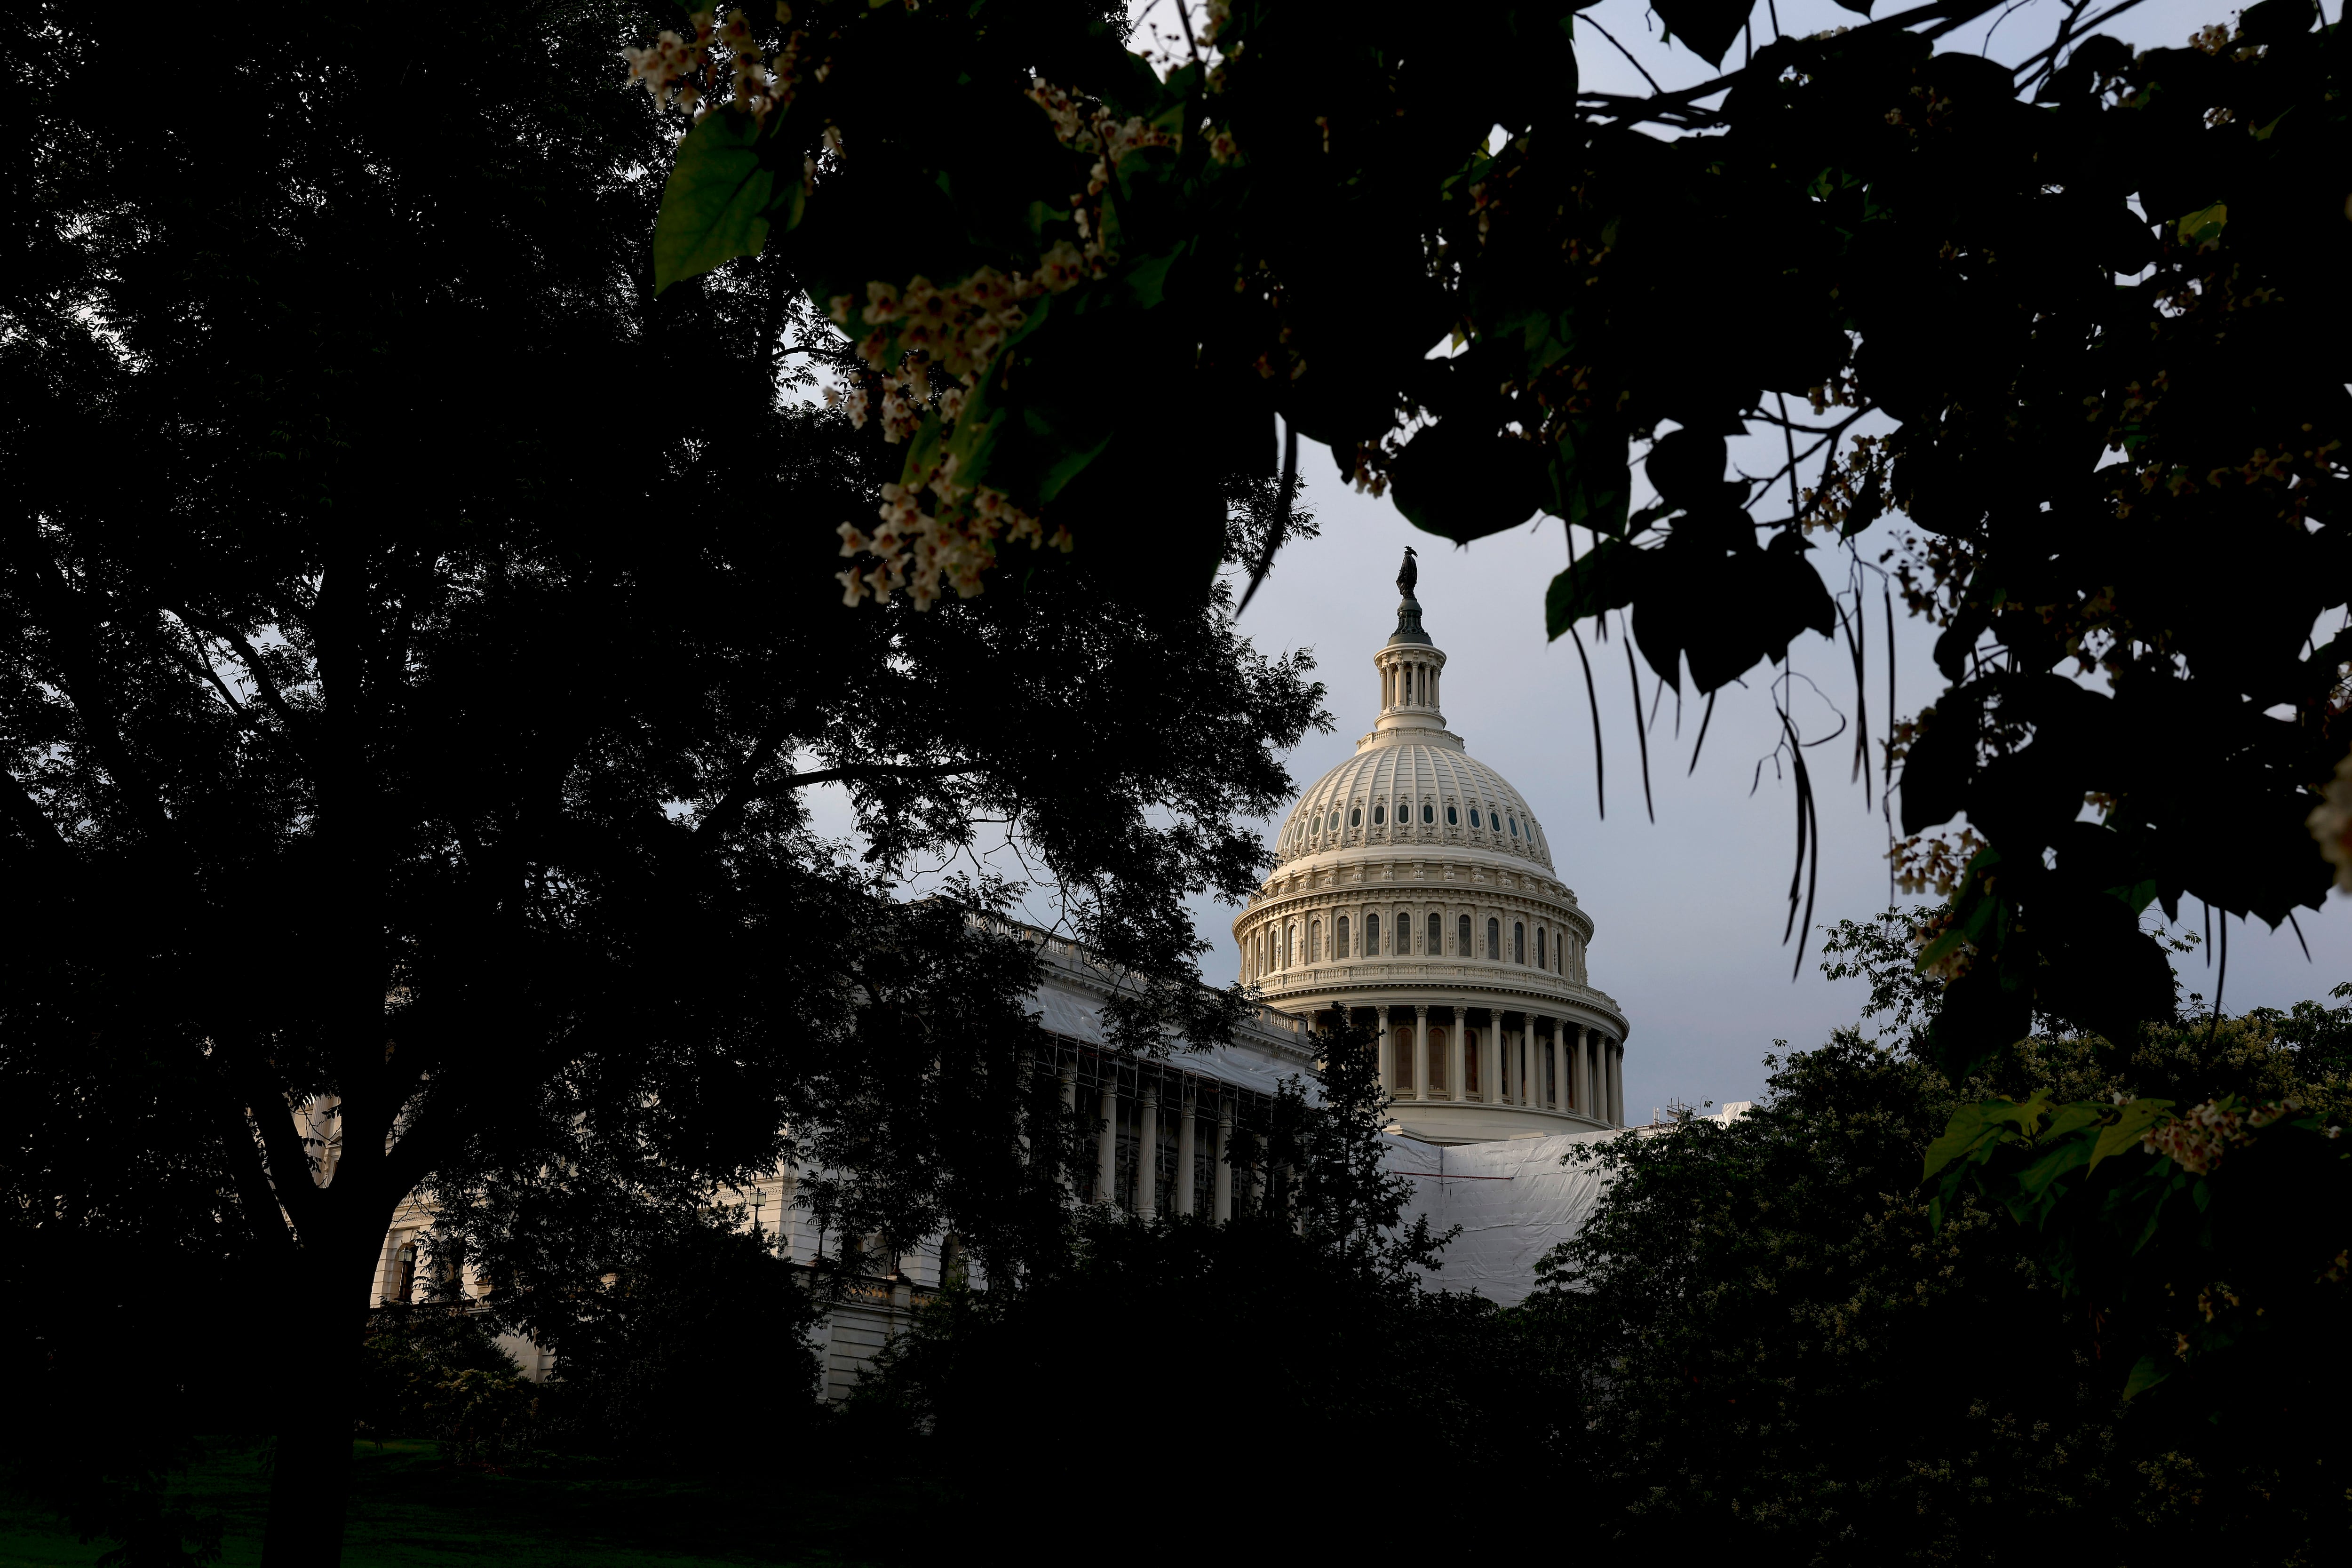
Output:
[{"xmin": 828, "ymin": 0, "xmax": 2352, "ymax": 1120}]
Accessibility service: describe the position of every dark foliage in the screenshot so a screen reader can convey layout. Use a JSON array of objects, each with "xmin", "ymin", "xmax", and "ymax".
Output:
[
  {"xmin": 1, "ymin": 2, "xmax": 1323, "ymax": 1561},
  {"xmin": 514, "ymin": 1222, "xmax": 824, "ymax": 1468},
  {"xmin": 838, "ymin": 1020, "xmax": 1571, "ymax": 1555},
  {"xmin": 1536, "ymin": 1019, "xmax": 2352, "ymax": 1563}
]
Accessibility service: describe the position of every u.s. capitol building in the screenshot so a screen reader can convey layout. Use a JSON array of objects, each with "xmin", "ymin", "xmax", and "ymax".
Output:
[
  {"xmin": 1234, "ymin": 548, "xmax": 1630, "ymax": 1140},
  {"xmin": 369, "ymin": 552, "xmax": 1637, "ymax": 1391}
]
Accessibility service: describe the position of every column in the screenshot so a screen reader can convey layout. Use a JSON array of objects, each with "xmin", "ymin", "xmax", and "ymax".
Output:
[
  {"xmin": 1175, "ymin": 1082, "xmax": 1198, "ymax": 1217},
  {"xmin": 1412, "ymin": 1005, "xmax": 1429, "ymax": 1102},
  {"xmin": 1481, "ymin": 1012, "xmax": 1499, "ymax": 1105},
  {"xmin": 1609, "ymin": 1040, "xmax": 1623, "ymax": 1126},
  {"xmin": 1095, "ymin": 1071, "xmax": 1119, "ymax": 1205},
  {"xmin": 1136, "ymin": 1078, "xmax": 1160, "ymax": 1220},
  {"xmin": 1549, "ymin": 1019, "xmax": 1564, "ymax": 1113},
  {"xmin": 1376, "ymin": 1003, "xmax": 1394, "ymax": 1096},
  {"xmin": 1213, "ymin": 1097, "xmax": 1235, "ymax": 1222},
  {"xmin": 1059, "ymin": 1064, "xmax": 1079, "ymax": 1192},
  {"xmin": 1572, "ymin": 1027, "xmax": 1590, "ymax": 1117}
]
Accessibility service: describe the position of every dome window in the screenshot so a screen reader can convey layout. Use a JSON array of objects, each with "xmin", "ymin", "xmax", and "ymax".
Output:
[
  {"xmin": 1421, "ymin": 803, "xmax": 1434, "ymax": 824},
  {"xmin": 1373, "ymin": 803, "xmax": 1386, "ymax": 826},
  {"xmin": 1446, "ymin": 805, "xmax": 1458, "ymax": 826},
  {"xmin": 1509, "ymin": 816, "xmax": 1520, "ymax": 837},
  {"xmin": 1349, "ymin": 806, "xmax": 1362, "ymax": 828},
  {"xmin": 1469, "ymin": 809, "xmax": 1482, "ymax": 828},
  {"xmin": 1328, "ymin": 811, "xmax": 1339, "ymax": 832}
]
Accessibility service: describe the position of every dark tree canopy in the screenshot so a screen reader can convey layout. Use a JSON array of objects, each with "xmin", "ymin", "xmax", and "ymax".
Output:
[{"xmin": 1, "ymin": 2, "xmax": 1322, "ymax": 1561}]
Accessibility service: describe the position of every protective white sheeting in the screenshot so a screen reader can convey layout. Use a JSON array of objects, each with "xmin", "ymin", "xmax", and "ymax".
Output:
[{"xmin": 1383, "ymin": 1130, "xmax": 1617, "ymax": 1306}]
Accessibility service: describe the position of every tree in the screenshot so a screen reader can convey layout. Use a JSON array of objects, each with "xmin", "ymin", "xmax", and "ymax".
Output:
[
  {"xmin": 638, "ymin": 0, "xmax": 2348, "ymax": 1432},
  {"xmin": 644, "ymin": 0, "xmax": 2347, "ymax": 1089},
  {"xmin": 838, "ymin": 1018, "xmax": 1571, "ymax": 1555},
  {"xmin": 1535, "ymin": 1018, "xmax": 2352, "ymax": 1559},
  {"xmin": 0, "ymin": 3, "xmax": 1323, "ymax": 1562}
]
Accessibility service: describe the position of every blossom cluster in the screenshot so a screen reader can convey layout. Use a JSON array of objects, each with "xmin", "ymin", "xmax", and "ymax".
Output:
[
  {"xmin": 814, "ymin": 75, "xmax": 1188, "ymax": 611},
  {"xmin": 623, "ymin": 4, "xmax": 805, "ymax": 124},
  {"xmin": 1799, "ymin": 433, "xmax": 1886, "ymax": 534},
  {"xmin": 1889, "ymin": 827, "xmax": 1987, "ymax": 899},
  {"xmin": 831, "ymin": 465, "xmax": 1068, "ymax": 612},
  {"xmin": 2308, "ymin": 745, "xmax": 2352, "ymax": 894},
  {"xmin": 2141, "ymin": 1097, "xmax": 2296, "ymax": 1176}
]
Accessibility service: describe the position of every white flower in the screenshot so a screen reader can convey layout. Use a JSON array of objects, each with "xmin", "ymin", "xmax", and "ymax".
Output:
[{"xmin": 2309, "ymin": 746, "xmax": 2352, "ymax": 892}]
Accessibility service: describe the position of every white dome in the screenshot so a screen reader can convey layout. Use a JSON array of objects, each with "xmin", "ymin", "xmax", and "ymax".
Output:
[
  {"xmin": 1232, "ymin": 549, "xmax": 1630, "ymax": 1143},
  {"xmin": 1277, "ymin": 740, "xmax": 1553, "ymax": 871}
]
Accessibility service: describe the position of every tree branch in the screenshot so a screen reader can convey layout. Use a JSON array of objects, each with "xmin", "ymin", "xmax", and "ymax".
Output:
[{"xmin": 762, "ymin": 761, "xmax": 982, "ymax": 793}]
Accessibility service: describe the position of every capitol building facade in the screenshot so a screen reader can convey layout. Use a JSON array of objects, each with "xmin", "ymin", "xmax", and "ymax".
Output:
[
  {"xmin": 370, "ymin": 552, "xmax": 1633, "ymax": 1391},
  {"xmin": 1235, "ymin": 551, "xmax": 1630, "ymax": 1141}
]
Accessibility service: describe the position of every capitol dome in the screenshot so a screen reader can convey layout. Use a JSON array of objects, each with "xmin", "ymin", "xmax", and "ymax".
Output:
[{"xmin": 1235, "ymin": 549, "xmax": 1629, "ymax": 1142}]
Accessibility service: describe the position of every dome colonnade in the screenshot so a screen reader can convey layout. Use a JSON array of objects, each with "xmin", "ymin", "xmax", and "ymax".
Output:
[{"xmin": 1235, "ymin": 549, "xmax": 1629, "ymax": 1144}]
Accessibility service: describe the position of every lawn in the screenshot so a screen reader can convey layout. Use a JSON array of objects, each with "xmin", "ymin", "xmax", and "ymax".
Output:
[{"xmin": 0, "ymin": 1440, "xmax": 916, "ymax": 1567}]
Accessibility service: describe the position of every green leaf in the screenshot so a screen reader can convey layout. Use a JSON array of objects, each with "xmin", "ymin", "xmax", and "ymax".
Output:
[
  {"xmin": 2122, "ymin": 1355, "xmax": 2171, "ymax": 1400},
  {"xmin": 2088, "ymin": 1098, "xmax": 2175, "ymax": 1171},
  {"xmin": 1652, "ymin": 0, "xmax": 1756, "ymax": 67},
  {"xmin": 1922, "ymin": 1100, "xmax": 2019, "ymax": 1181},
  {"xmin": 653, "ymin": 111, "xmax": 777, "ymax": 294},
  {"xmin": 1545, "ymin": 537, "xmax": 1646, "ymax": 639},
  {"xmin": 2176, "ymin": 201, "xmax": 2227, "ymax": 246}
]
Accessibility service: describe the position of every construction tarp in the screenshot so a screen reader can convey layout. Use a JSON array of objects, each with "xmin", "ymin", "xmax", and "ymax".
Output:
[{"xmin": 1381, "ymin": 1130, "xmax": 1619, "ymax": 1306}]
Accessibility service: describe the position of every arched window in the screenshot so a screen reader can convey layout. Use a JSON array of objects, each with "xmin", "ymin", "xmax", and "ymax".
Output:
[
  {"xmin": 1469, "ymin": 808, "xmax": 1482, "ymax": 828},
  {"xmin": 1391, "ymin": 1026, "xmax": 1414, "ymax": 1091},
  {"xmin": 1486, "ymin": 917, "xmax": 1500, "ymax": 959},
  {"xmin": 1349, "ymin": 805, "xmax": 1362, "ymax": 827},
  {"xmin": 1536, "ymin": 927, "xmax": 1547, "ymax": 970},
  {"xmin": 1446, "ymin": 804, "xmax": 1458, "ymax": 826},
  {"xmin": 1422, "ymin": 802, "xmax": 1434, "ymax": 824},
  {"xmin": 1514, "ymin": 922, "xmax": 1527, "ymax": 964},
  {"xmin": 1335, "ymin": 915, "xmax": 1350, "ymax": 958},
  {"xmin": 1284, "ymin": 925, "xmax": 1295, "ymax": 967},
  {"xmin": 1373, "ymin": 803, "xmax": 1386, "ymax": 826},
  {"xmin": 1366, "ymin": 913, "xmax": 1382, "ymax": 955},
  {"xmin": 1395, "ymin": 910, "xmax": 1410, "ymax": 953},
  {"xmin": 1311, "ymin": 919, "xmax": 1322, "ymax": 963},
  {"xmin": 1428, "ymin": 1027, "xmax": 1449, "ymax": 1093},
  {"xmin": 1457, "ymin": 914, "xmax": 1471, "ymax": 956},
  {"xmin": 1426, "ymin": 913, "xmax": 1441, "ymax": 955},
  {"xmin": 1510, "ymin": 816, "xmax": 1520, "ymax": 837}
]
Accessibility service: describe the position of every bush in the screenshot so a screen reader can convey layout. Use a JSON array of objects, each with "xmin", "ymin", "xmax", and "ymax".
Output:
[
  {"xmin": 518, "ymin": 1222, "xmax": 825, "ymax": 1469},
  {"xmin": 355, "ymin": 1313, "xmax": 535, "ymax": 1465},
  {"xmin": 1534, "ymin": 1022, "xmax": 2352, "ymax": 1563}
]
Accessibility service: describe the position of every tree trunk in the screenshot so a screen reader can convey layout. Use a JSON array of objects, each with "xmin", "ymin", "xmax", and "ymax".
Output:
[{"xmin": 258, "ymin": 1226, "xmax": 380, "ymax": 1568}]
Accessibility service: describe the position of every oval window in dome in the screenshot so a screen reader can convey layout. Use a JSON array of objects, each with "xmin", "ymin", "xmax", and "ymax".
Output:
[
  {"xmin": 1446, "ymin": 805, "xmax": 1458, "ymax": 826},
  {"xmin": 1349, "ymin": 806, "xmax": 1362, "ymax": 828},
  {"xmin": 1509, "ymin": 816, "xmax": 1520, "ymax": 837},
  {"xmin": 1327, "ymin": 811, "xmax": 1339, "ymax": 832},
  {"xmin": 1469, "ymin": 808, "xmax": 1481, "ymax": 828},
  {"xmin": 1372, "ymin": 803, "xmax": 1385, "ymax": 826}
]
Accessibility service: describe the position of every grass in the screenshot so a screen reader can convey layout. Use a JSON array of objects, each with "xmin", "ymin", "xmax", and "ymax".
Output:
[{"xmin": 0, "ymin": 1439, "xmax": 921, "ymax": 1567}]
